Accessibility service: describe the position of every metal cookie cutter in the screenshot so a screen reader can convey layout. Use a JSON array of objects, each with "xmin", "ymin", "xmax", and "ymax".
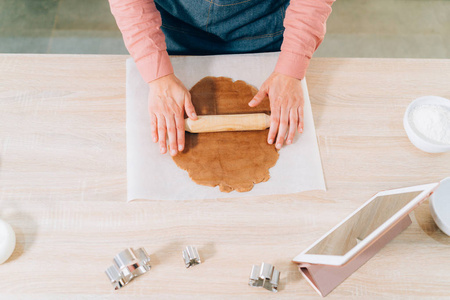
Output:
[
  {"xmin": 105, "ymin": 247, "xmax": 151, "ymax": 290},
  {"xmin": 182, "ymin": 246, "xmax": 201, "ymax": 268},
  {"xmin": 249, "ymin": 262, "xmax": 280, "ymax": 293}
]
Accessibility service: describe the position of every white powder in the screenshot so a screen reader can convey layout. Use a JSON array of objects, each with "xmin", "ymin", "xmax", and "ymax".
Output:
[{"xmin": 409, "ymin": 104, "xmax": 450, "ymax": 145}]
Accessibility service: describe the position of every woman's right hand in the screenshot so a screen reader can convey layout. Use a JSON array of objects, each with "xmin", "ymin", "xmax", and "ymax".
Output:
[{"xmin": 148, "ymin": 74, "xmax": 197, "ymax": 156}]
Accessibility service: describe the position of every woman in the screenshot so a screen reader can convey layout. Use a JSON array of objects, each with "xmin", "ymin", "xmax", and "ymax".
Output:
[{"xmin": 109, "ymin": 0, "xmax": 334, "ymax": 156}]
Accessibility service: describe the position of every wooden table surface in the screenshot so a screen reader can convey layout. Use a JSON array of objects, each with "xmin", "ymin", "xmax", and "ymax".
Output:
[{"xmin": 0, "ymin": 54, "xmax": 449, "ymax": 299}]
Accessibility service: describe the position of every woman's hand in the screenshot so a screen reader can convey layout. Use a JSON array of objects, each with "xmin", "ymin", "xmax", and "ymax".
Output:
[
  {"xmin": 248, "ymin": 72, "xmax": 304, "ymax": 149},
  {"xmin": 148, "ymin": 74, "xmax": 197, "ymax": 156}
]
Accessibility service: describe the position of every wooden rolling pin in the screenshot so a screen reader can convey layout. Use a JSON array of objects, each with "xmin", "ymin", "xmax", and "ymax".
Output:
[{"xmin": 185, "ymin": 113, "xmax": 270, "ymax": 133}]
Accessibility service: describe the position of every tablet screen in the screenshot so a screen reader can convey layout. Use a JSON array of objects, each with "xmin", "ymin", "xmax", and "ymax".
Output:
[{"xmin": 305, "ymin": 191, "xmax": 422, "ymax": 256}]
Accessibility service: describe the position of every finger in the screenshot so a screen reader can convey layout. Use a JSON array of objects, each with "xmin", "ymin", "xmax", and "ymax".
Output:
[
  {"xmin": 275, "ymin": 106, "xmax": 289, "ymax": 149},
  {"xmin": 175, "ymin": 111, "xmax": 185, "ymax": 152},
  {"xmin": 184, "ymin": 93, "xmax": 197, "ymax": 120},
  {"xmin": 248, "ymin": 86, "xmax": 267, "ymax": 107},
  {"xmin": 267, "ymin": 106, "xmax": 280, "ymax": 145},
  {"xmin": 286, "ymin": 108, "xmax": 298, "ymax": 145},
  {"xmin": 157, "ymin": 116, "xmax": 167, "ymax": 154},
  {"xmin": 298, "ymin": 106, "xmax": 304, "ymax": 133},
  {"xmin": 165, "ymin": 114, "xmax": 178, "ymax": 156},
  {"xmin": 150, "ymin": 113, "xmax": 158, "ymax": 143}
]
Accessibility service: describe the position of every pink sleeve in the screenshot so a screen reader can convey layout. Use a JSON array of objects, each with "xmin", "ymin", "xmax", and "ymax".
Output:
[
  {"xmin": 275, "ymin": 0, "xmax": 335, "ymax": 80},
  {"xmin": 109, "ymin": 0, "xmax": 173, "ymax": 83}
]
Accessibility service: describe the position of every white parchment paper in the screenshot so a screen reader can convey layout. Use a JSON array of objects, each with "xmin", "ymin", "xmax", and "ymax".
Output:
[{"xmin": 126, "ymin": 53, "xmax": 325, "ymax": 201}]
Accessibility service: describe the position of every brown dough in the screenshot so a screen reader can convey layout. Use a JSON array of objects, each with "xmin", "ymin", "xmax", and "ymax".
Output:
[{"xmin": 172, "ymin": 77, "xmax": 279, "ymax": 192}]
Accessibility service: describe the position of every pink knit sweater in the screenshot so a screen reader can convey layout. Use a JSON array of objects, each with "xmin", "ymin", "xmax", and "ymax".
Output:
[{"xmin": 109, "ymin": 0, "xmax": 334, "ymax": 83}]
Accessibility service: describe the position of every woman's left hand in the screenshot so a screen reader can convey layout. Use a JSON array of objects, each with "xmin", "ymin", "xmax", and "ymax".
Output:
[{"xmin": 248, "ymin": 72, "xmax": 304, "ymax": 149}]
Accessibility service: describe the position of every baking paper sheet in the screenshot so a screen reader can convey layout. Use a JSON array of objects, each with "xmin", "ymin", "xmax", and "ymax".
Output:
[{"xmin": 126, "ymin": 53, "xmax": 325, "ymax": 201}]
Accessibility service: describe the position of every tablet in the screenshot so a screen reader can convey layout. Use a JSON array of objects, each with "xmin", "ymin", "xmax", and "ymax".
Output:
[{"xmin": 293, "ymin": 182, "xmax": 439, "ymax": 266}]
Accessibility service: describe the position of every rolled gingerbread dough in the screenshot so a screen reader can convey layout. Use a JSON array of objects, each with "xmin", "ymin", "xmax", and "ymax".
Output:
[{"xmin": 172, "ymin": 76, "xmax": 279, "ymax": 193}]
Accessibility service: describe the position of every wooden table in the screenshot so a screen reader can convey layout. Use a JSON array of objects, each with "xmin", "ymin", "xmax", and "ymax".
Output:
[{"xmin": 0, "ymin": 55, "xmax": 449, "ymax": 299}]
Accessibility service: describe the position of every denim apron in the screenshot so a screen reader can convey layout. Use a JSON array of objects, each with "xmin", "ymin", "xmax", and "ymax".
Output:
[{"xmin": 154, "ymin": 0, "xmax": 290, "ymax": 55}]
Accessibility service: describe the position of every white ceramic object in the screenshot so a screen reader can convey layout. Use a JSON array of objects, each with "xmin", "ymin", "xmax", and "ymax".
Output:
[
  {"xmin": 403, "ymin": 95, "xmax": 450, "ymax": 153},
  {"xmin": 0, "ymin": 218, "xmax": 16, "ymax": 264},
  {"xmin": 430, "ymin": 177, "xmax": 450, "ymax": 236}
]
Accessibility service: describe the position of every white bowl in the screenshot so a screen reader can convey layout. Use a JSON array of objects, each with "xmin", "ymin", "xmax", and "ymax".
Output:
[
  {"xmin": 0, "ymin": 219, "xmax": 16, "ymax": 264},
  {"xmin": 430, "ymin": 177, "xmax": 450, "ymax": 236},
  {"xmin": 403, "ymin": 96, "xmax": 450, "ymax": 153}
]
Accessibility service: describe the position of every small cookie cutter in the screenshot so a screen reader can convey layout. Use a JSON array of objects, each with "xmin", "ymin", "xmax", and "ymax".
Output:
[
  {"xmin": 182, "ymin": 246, "xmax": 201, "ymax": 268},
  {"xmin": 105, "ymin": 247, "xmax": 151, "ymax": 290},
  {"xmin": 249, "ymin": 262, "xmax": 280, "ymax": 293}
]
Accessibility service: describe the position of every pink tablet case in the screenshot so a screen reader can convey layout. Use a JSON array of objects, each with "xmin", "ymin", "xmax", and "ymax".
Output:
[{"xmin": 296, "ymin": 214, "xmax": 412, "ymax": 297}]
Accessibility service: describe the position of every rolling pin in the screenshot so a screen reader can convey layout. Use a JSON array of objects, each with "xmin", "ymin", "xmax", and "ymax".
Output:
[{"xmin": 185, "ymin": 113, "xmax": 270, "ymax": 133}]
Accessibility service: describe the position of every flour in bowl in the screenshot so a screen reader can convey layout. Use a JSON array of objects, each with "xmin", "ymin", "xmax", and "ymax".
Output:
[{"xmin": 409, "ymin": 104, "xmax": 450, "ymax": 145}]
